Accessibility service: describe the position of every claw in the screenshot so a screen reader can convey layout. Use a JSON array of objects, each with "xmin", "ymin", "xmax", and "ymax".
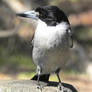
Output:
[
  {"xmin": 57, "ymin": 84, "xmax": 68, "ymax": 92},
  {"xmin": 36, "ymin": 83, "xmax": 43, "ymax": 91},
  {"xmin": 57, "ymin": 83, "xmax": 63, "ymax": 91}
]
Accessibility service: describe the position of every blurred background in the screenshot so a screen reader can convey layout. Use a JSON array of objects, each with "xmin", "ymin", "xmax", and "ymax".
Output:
[{"xmin": 0, "ymin": 0, "xmax": 92, "ymax": 92}]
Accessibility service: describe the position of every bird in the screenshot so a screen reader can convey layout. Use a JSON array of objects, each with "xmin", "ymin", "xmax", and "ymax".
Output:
[{"xmin": 17, "ymin": 5, "xmax": 73, "ymax": 90}]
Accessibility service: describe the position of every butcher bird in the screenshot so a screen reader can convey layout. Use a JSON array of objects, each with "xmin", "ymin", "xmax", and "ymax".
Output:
[{"xmin": 17, "ymin": 5, "xmax": 73, "ymax": 90}]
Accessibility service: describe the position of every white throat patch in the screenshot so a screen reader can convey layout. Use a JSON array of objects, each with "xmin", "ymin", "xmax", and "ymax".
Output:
[{"xmin": 34, "ymin": 19, "xmax": 69, "ymax": 48}]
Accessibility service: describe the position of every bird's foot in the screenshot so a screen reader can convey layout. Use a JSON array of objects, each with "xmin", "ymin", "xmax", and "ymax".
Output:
[
  {"xmin": 58, "ymin": 83, "xmax": 63, "ymax": 91},
  {"xmin": 36, "ymin": 83, "xmax": 43, "ymax": 91},
  {"xmin": 57, "ymin": 83, "xmax": 67, "ymax": 92}
]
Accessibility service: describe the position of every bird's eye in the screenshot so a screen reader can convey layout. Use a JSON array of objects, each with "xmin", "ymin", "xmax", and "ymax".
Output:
[{"xmin": 39, "ymin": 12, "xmax": 47, "ymax": 19}]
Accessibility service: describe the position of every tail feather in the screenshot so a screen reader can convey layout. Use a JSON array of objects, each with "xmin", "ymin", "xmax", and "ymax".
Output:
[{"xmin": 31, "ymin": 74, "xmax": 50, "ymax": 82}]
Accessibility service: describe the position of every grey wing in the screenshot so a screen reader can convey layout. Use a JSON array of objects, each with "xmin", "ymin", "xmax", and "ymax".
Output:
[
  {"xmin": 31, "ymin": 32, "xmax": 35, "ymax": 46},
  {"xmin": 67, "ymin": 28, "xmax": 73, "ymax": 48}
]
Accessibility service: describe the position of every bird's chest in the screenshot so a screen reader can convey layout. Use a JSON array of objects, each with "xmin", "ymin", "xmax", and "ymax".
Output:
[{"xmin": 33, "ymin": 24, "xmax": 66, "ymax": 49}]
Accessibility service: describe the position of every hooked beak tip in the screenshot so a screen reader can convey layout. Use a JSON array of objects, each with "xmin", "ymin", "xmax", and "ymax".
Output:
[{"xmin": 16, "ymin": 13, "xmax": 27, "ymax": 17}]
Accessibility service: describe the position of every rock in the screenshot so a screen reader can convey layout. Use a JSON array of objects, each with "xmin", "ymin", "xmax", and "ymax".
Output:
[{"xmin": 0, "ymin": 80, "xmax": 78, "ymax": 92}]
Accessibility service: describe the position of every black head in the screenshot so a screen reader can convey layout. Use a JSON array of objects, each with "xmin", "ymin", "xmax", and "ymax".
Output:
[
  {"xmin": 16, "ymin": 6, "xmax": 70, "ymax": 26},
  {"xmin": 35, "ymin": 6, "xmax": 70, "ymax": 26}
]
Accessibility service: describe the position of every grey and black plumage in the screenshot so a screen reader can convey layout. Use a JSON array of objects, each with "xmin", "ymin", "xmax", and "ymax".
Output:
[{"xmin": 17, "ymin": 5, "xmax": 73, "ymax": 87}]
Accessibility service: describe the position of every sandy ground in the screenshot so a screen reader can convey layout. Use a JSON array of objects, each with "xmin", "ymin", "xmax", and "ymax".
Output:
[{"xmin": 62, "ymin": 74, "xmax": 92, "ymax": 92}]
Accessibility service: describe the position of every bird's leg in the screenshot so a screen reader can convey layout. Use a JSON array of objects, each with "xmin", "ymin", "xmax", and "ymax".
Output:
[
  {"xmin": 56, "ymin": 73, "xmax": 62, "ymax": 90},
  {"xmin": 56, "ymin": 72, "xmax": 65, "ymax": 92},
  {"xmin": 36, "ymin": 66, "xmax": 42, "ymax": 90}
]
